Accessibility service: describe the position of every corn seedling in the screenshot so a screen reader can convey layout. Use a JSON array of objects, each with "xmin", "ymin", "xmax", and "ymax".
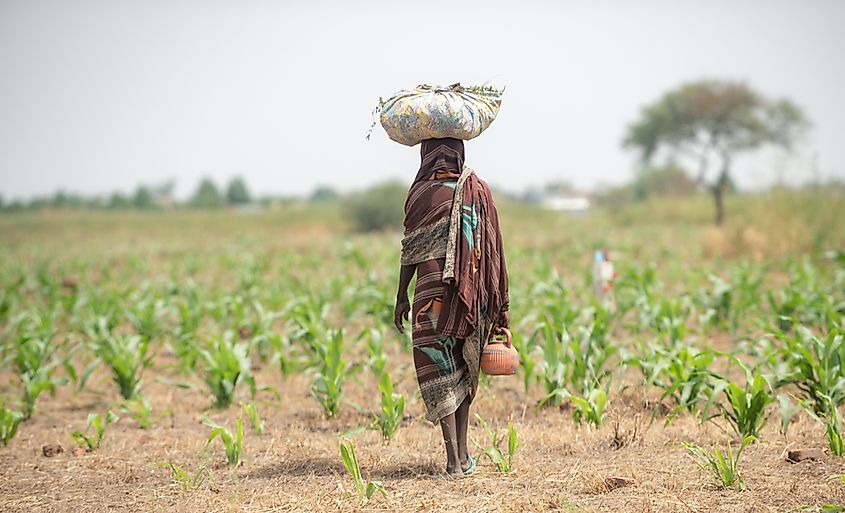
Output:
[
  {"xmin": 156, "ymin": 461, "xmax": 209, "ymax": 492},
  {"xmin": 13, "ymin": 313, "xmax": 66, "ymax": 419},
  {"xmin": 120, "ymin": 396, "xmax": 153, "ymax": 429},
  {"xmin": 778, "ymin": 394, "xmax": 801, "ymax": 436},
  {"xmin": 702, "ymin": 356, "xmax": 774, "ymax": 439},
  {"xmin": 339, "ymin": 438, "xmax": 386, "ymax": 502},
  {"xmin": 90, "ymin": 323, "xmax": 152, "ymax": 399},
  {"xmin": 372, "ymin": 370, "xmax": 404, "ymax": 442},
  {"xmin": 510, "ymin": 328, "xmax": 537, "ymax": 395},
  {"xmin": 242, "ymin": 402, "xmax": 264, "ymax": 435},
  {"xmin": 311, "ymin": 329, "xmax": 350, "ymax": 418},
  {"xmin": 1, "ymin": 403, "xmax": 23, "ymax": 447},
  {"xmin": 21, "ymin": 367, "xmax": 66, "ymax": 420},
  {"xmin": 679, "ymin": 435, "xmax": 756, "ymax": 490},
  {"xmin": 571, "ymin": 386, "xmax": 609, "ymax": 427},
  {"xmin": 363, "ymin": 328, "xmax": 388, "ymax": 376},
  {"xmin": 536, "ymin": 310, "xmax": 616, "ymax": 408},
  {"xmin": 198, "ymin": 332, "xmax": 252, "ymax": 409},
  {"xmin": 203, "ymin": 417, "xmax": 244, "ymax": 466},
  {"xmin": 629, "ymin": 344, "xmax": 718, "ymax": 421},
  {"xmin": 475, "ymin": 415, "xmax": 518, "ymax": 473},
  {"xmin": 776, "ymin": 327, "xmax": 845, "ymax": 417},
  {"xmin": 125, "ymin": 293, "xmax": 164, "ymax": 343},
  {"xmin": 69, "ymin": 411, "xmax": 120, "ymax": 451},
  {"xmin": 800, "ymin": 395, "xmax": 845, "ymax": 456}
]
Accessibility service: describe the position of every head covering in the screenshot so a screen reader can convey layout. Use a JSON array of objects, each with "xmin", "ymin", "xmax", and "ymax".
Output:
[
  {"xmin": 403, "ymin": 136, "xmax": 508, "ymax": 334},
  {"xmin": 413, "ymin": 138, "xmax": 465, "ymax": 184}
]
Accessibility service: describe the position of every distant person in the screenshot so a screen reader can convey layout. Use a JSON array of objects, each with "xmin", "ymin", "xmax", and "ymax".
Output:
[{"xmin": 393, "ymin": 138, "xmax": 509, "ymax": 477}]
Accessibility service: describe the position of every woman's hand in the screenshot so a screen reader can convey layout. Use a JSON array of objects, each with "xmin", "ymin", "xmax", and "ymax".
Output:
[
  {"xmin": 394, "ymin": 296, "xmax": 411, "ymax": 333},
  {"xmin": 495, "ymin": 310, "xmax": 510, "ymax": 334}
]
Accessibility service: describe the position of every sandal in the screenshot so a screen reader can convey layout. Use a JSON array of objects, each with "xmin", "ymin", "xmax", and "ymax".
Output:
[{"xmin": 462, "ymin": 454, "xmax": 477, "ymax": 476}]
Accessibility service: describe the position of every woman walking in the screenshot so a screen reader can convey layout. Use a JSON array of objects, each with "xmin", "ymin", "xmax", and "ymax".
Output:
[{"xmin": 393, "ymin": 137, "xmax": 509, "ymax": 477}]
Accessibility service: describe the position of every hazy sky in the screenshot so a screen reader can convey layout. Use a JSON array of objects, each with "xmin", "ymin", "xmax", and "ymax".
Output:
[{"xmin": 1, "ymin": 0, "xmax": 843, "ymax": 200}]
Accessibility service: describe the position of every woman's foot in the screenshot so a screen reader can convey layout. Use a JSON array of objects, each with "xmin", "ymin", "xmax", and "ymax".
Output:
[{"xmin": 445, "ymin": 463, "xmax": 464, "ymax": 477}]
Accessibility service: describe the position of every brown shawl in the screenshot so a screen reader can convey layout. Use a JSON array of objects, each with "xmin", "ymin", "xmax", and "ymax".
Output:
[{"xmin": 406, "ymin": 138, "xmax": 509, "ymax": 332}]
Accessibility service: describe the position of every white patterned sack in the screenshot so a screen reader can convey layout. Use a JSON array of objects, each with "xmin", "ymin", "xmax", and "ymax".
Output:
[{"xmin": 377, "ymin": 84, "xmax": 503, "ymax": 147}]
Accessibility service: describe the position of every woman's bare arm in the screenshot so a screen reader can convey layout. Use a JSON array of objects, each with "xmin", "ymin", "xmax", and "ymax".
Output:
[{"xmin": 393, "ymin": 264, "xmax": 416, "ymax": 333}]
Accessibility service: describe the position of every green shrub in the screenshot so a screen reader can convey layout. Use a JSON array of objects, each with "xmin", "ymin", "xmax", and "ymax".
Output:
[{"xmin": 344, "ymin": 181, "xmax": 407, "ymax": 233}]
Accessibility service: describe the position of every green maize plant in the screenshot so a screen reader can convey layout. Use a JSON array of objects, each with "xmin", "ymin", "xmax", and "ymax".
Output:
[
  {"xmin": 697, "ymin": 273, "xmax": 733, "ymax": 330},
  {"xmin": 285, "ymin": 295, "xmax": 330, "ymax": 349},
  {"xmin": 768, "ymin": 261, "xmax": 841, "ymax": 333},
  {"xmin": 537, "ymin": 319, "xmax": 568, "ymax": 407},
  {"xmin": 778, "ymin": 394, "xmax": 800, "ymax": 436},
  {"xmin": 1, "ymin": 403, "xmax": 24, "ymax": 447},
  {"xmin": 311, "ymin": 329, "xmax": 350, "ymax": 418},
  {"xmin": 90, "ymin": 325, "xmax": 152, "ymax": 400},
  {"xmin": 775, "ymin": 327, "xmax": 845, "ymax": 416},
  {"xmin": 476, "ymin": 415, "xmax": 518, "ymax": 473},
  {"xmin": 339, "ymin": 438, "xmax": 386, "ymax": 502},
  {"xmin": 12, "ymin": 311, "xmax": 67, "ymax": 419},
  {"xmin": 0, "ymin": 273, "xmax": 24, "ymax": 324},
  {"xmin": 20, "ymin": 367, "xmax": 66, "ymax": 421},
  {"xmin": 270, "ymin": 331, "xmax": 298, "ymax": 379},
  {"xmin": 372, "ymin": 370, "xmax": 405, "ymax": 443},
  {"xmin": 702, "ymin": 356, "xmax": 774, "ymax": 439},
  {"xmin": 156, "ymin": 461, "xmax": 209, "ymax": 492},
  {"xmin": 120, "ymin": 396, "xmax": 153, "ymax": 429},
  {"xmin": 242, "ymin": 402, "xmax": 264, "ymax": 435},
  {"xmin": 510, "ymin": 328, "xmax": 537, "ymax": 395},
  {"xmin": 827, "ymin": 407, "xmax": 845, "ymax": 457},
  {"xmin": 570, "ymin": 386, "xmax": 609, "ymax": 427},
  {"xmin": 207, "ymin": 293, "xmax": 247, "ymax": 326},
  {"xmin": 69, "ymin": 411, "xmax": 120, "ymax": 451},
  {"xmin": 799, "ymin": 395, "xmax": 845, "ymax": 457},
  {"xmin": 696, "ymin": 264, "xmax": 765, "ymax": 333},
  {"xmin": 170, "ymin": 285, "xmax": 203, "ymax": 373},
  {"xmin": 198, "ymin": 332, "xmax": 253, "ymax": 409},
  {"xmin": 203, "ymin": 417, "xmax": 244, "ymax": 466},
  {"xmin": 613, "ymin": 262, "xmax": 658, "ymax": 320},
  {"xmin": 679, "ymin": 435, "xmax": 756, "ymax": 491},
  {"xmin": 629, "ymin": 343, "xmax": 718, "ymax": 420},
  {"xmin": 244, "ymin": 300, "xmax": 281, "ymax": 363},
  {"xmin": 536, "ymin": 310, "xmax": 616, "ymax": 409},
  {"xmin": 125, "ymin": 291, "xmax": 164, "ymax": 343},
  {"xmin": 643, "ymin": 296, "xmax": 690, "ymax": 347},
  {"xmin": 13, "ymin": 310, "xmax": 57, "ymax": 376},
  {"xmin": 84, "ymin": 293, "xmax": 122, "ymax": 334},
  {"xmin": 363, "ymin": 328, "xmax": 387, "ymax": 376}
]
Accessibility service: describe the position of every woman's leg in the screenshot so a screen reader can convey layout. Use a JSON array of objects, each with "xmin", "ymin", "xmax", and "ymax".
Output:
[
  {"xmin": 455, "ymin": 395, "xmax": 471, "ymax": 469},
  {"xmin": 439, "ymin": 413, "xmax": 461, "ymax": 475}
]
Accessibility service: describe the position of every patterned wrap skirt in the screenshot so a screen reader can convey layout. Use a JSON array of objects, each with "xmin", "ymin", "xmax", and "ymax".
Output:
[{"xmin": 403, "ymin": 178, "xmax": 493, "ymax": 423}]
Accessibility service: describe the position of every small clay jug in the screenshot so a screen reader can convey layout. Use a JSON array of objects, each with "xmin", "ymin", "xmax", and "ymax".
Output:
[{"xmin": 480, "ymin": 328, "xmax": 519, "ymax": 376}]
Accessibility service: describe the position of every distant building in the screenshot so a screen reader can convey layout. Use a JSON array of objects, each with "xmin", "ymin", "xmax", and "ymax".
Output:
[
  {"xmin": 541, "ymin": 194, "xmax": 591, "ymax": 213},
  {"xmin": 525, "ymin": 182, "xmax": 591, "ymax": 215}
]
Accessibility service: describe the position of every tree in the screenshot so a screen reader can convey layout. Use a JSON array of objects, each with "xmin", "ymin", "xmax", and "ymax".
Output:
[
  {"xmin": 344, "ymin": 181, "xmax": 406, "ymax": 232},
  {"xmin": 226, "ymin": 177, "xmax": 251, "ymax": 205},
  {"xmin": 633, "ymin": 164, "xmax": 698, "ymax": 200},
  {"xmin": 309, "ymin": 185, "xmax": 338, "ymax": 203},
  {"xmin": 190, "ymin": 177, "xmax": 224, "ymax": 208},
  {"xmin": 107, "ymin": 192, "xmax": 132, "ymax": 209},
  {"xmin": 133, "ymin": 186, "xmax": 156, "ymax": 209},
  {"xmin": 623, "ymin": 80, "xmax": 808, "ymax": 225}
]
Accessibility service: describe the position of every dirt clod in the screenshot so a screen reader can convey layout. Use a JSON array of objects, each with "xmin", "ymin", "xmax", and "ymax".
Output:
[
  {"xmin": 42, "ymin": 444, "xmax": 64, "ymax": 457},
  {"xmin": 71, "ymin": 447, "xmax": 88, "ymax": 457},
  {"xmin": 604, "ymin": 476, "xmax": 636, "ymax": 490},
  {"xmin": 787, "ymin": 448, "xmax": 825, "ymax": 463}
]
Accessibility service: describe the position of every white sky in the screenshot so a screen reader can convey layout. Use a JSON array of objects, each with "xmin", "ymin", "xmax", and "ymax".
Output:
[{"xmin": 1, "ymin": 0, "xmax": 843, "ymax": 200}]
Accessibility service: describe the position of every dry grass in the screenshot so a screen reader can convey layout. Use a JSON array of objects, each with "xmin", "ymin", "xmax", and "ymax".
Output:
[{"xmin": 1, "ymin": 355, "xmax": 843, "ymax": 513}]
